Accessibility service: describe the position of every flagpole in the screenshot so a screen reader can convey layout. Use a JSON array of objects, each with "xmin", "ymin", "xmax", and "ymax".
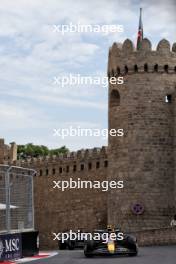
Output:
[{"xmin": 137, "ymin": 8, "xmax": 143, "ymax": 50}]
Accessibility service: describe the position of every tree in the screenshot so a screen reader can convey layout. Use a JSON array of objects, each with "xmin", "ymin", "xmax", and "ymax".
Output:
[{"xmin": 17, "ymin": 144, "xmax": 69, "ymax": 159}]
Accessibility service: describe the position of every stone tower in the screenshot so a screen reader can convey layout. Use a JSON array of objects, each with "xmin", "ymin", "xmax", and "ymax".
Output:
[
  {"xmin": 108, "ymin": 38, "xmax": 176, "ymax": 231},
  {"xmin": 0, "ymin": 138, "xmax": 5, "ymax": 164},
  {"xmin": 10, "ymin": 142, "xmax": 17, "ymax": 162},
  {"xmin": 0, "ymin": 138, "xmax": 17, "ymax": 164}
]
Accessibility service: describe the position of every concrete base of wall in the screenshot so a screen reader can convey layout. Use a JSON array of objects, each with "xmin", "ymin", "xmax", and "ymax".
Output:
[{"xmin": 132, "ymin": 227, "xmax": 176, "ymax": 246}]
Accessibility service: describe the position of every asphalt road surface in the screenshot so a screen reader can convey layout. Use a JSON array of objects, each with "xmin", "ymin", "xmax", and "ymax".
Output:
[{"xmin": 24, "ymin": 246, "xmax": 176, "ymax": 264}]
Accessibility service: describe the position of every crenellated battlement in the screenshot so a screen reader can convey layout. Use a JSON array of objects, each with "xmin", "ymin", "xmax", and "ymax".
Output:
[
  {"xmin": 108, "ymin": 39, "xmax": 176, "ymax": 76},
  {"xmin": 12, "ymin": 146, "xmax": 108, "ymax": 173}
]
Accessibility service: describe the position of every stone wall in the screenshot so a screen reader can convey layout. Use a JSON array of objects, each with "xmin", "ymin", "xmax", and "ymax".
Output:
[
  {"xmin": 132, "ymin": 227, "xmax": 176, "ymax": 246},
  {"xmin": 14, "ymin": 147, "xmax": 108, "ymax": 248},
  {"xmin": 174, "ymin": 86, "xmax": 176, "ymax": 209}
]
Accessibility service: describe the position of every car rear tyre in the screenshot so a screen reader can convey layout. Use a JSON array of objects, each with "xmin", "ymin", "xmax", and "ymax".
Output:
[
  {"xmin": 68, "ymin": 240, "xmax": 76, "ymax": 250},
  {"xmin": 84, "ymin": 245, "xmax": 93, "ymax": 258},
  {"xmin": 130, "ymin": 251, "xmax": 138, "ymax": 256},
  {"xmin": 58, "ymin": 241, "xmax": 67, "ymax": 250}
]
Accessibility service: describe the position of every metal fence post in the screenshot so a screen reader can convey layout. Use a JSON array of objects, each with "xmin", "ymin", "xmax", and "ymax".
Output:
[
  {"xmin": 5, "ymin": 167, "xmax": 11, "ymax": 233},
  {"xmin": 31, "ymin": 174, "xmax": 35, "ymax": 230}
]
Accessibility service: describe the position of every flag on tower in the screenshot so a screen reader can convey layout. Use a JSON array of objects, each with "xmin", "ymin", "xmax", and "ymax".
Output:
[{"xmin": 137, "ymin": 8, "xmax": 143, "ymax": 50}]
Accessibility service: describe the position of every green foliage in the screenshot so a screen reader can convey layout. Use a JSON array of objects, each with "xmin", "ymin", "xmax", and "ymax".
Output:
[
  {"xmin": 17, "ymin": 143, "xmax": 69, "ymax": 159},
  {"xmin": 49, "ymin": 146, "xmax": 68, "ymax": 155}
]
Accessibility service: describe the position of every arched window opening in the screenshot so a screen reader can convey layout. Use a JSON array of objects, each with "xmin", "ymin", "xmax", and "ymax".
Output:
[
  {"xmin": 80, "ymin": 164, "xmax": 84, "ymax": 171},
  {"xmin": 88, "ymin": 162, "xmax": 92, "ymax": 170},
  {"xmin": 96, "ymin": 161, "xmax": 100, "ymax": 169},
  {"xmin": 104, "ymin": 160, "xmax": 108, "ymax": 167}
]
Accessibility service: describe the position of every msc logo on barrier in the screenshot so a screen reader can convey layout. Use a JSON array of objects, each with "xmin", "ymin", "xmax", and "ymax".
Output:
[{"xmin": 0, "ymin": 233, "xmax": 22, "ymax": 261}]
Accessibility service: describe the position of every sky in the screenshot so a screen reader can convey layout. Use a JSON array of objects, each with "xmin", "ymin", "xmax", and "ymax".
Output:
[{"xmin": 0, "ymin": 0, "xmax": 175, "ymax": 151}]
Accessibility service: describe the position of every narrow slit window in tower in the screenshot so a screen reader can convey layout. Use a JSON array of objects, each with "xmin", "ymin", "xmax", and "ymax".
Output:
[
  {"xmin": 165, "ymin": 94, "xmax": 172, "ymax": 103},
  {"xmin": 110, "ymin": 90, "xmax": 120, "ymax": 107}
]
